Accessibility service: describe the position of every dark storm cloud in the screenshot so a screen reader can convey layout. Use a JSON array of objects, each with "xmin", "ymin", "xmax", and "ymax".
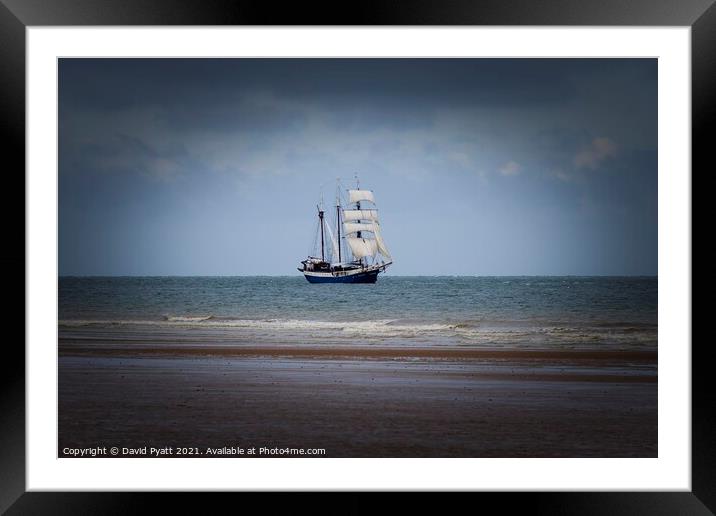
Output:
[{"xmin": 60, "ymin": 58, "xmax": 586, "ymax": 110}]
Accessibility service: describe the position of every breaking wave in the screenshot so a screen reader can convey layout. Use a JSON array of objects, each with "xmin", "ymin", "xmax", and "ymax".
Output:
[
  {"xmin": 164, "ymin": 315, "xmax": 214, "ymax": 322},
  {"xmin": 57, "ymin": 317, "xmax": 657, "ymax": 347},
  {"xmin": 59, "ymin": 317, "xmax": 456, "ymax": 333}
]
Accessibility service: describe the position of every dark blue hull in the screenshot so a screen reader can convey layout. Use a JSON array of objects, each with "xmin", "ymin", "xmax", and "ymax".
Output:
[{"xmin": 303, "ymin": 269, "xmax": 379, "ymax": 283}]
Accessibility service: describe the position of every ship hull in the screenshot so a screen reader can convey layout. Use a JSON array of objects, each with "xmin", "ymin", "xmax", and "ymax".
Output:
[{"xmin": 303, "ymin": 269, "xmax": 379, "ymax": 284}]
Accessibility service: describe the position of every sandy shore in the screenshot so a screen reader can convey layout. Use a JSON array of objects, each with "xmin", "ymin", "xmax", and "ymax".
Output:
[{"xmin": 58, "ymin": 341, "xmax": 657, "ymax": 457}]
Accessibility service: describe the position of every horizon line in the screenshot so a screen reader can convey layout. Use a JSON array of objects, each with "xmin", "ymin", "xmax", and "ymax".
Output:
[{"xmin": 58, "ymin": 274, "xmax": 658, "ymax": 278}]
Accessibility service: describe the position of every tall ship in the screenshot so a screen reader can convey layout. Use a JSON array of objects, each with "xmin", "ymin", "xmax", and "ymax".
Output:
[{"xmin": 299, "ymin": 178, "xmax": 393, "ymax": 283}]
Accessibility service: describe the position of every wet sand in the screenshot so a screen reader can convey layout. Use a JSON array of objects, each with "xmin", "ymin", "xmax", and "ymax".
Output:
[{"xmin": 58, "ymin": 341, "xmax": 657, "ymax": 457}]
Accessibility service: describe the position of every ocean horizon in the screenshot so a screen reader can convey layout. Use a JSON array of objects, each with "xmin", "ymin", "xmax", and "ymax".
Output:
[{"xmin": 59, "ymin": 274, "xmax": 658, "ymax": 277}]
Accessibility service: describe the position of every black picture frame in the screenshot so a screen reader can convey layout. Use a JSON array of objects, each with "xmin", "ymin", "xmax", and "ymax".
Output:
[{"xmin": 2, "ymin": 0, "xmax": 705, "ymax": 512}]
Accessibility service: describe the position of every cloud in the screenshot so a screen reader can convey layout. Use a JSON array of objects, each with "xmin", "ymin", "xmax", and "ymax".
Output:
[
  {"xmin": 499, "ymin": 161, "xmax": 522, "ymax": 176},
  {"xmin": 550, "ymin": 169, "xmax": 573, "ymax": 182},
  {"xmin": 150, "ymin": 158, "xmax": 181, "ymax": 182},
  {"xmin": 574, "ymin": 137, "xmax": 617, "ymax": 170}
]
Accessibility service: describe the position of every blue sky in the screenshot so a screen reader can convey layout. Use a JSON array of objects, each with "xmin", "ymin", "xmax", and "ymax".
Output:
[{"xmin": 59, "ymin": 58, "xmax": 657, "ymax": 276}]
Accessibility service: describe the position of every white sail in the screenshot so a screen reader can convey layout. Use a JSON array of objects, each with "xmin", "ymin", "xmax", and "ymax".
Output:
[
  {"xmin": 323, "ymin": 220, "xmax": 340, "ymax": 262},
  {"xmin": 347, "ymin": 237, "xmax": 378, "ymax": 259},
  {"xmin": 342, "ymin": 209, "xmax": 379, "ymax": 222},
  {"xmin": 343, "ymin": 222, "xmax": 376, "ymax": 235},
  {"xmin": 372, "ymin": 223, "xmax": 392, "ymax": 260},
  {"xmin": 348, "ymin": 189, "xmax": 375, "ymax": 204}
]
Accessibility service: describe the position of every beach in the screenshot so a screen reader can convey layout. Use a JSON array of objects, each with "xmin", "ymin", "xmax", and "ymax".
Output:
[{"xmin": 59, "ymin": 341, "xmax": 656, "ymax": 458}]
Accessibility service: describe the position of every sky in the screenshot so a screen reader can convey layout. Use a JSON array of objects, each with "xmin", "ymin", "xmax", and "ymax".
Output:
[{"xmin": 58, "ymin": 58, "xmax": 657, "ymax": 276}]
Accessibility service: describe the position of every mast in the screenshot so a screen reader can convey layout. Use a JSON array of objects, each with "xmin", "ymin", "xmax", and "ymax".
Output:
[
  {"xmin": 355, "ymin": 175, "xmax": 362, "ymax": 265},
  {"xmin": 336, "ymin": 179, "xmax": 342, "ymax": 263},
  {"xmin": 318, "ymin": 207, "xmax": 325, "ymax": 262}
]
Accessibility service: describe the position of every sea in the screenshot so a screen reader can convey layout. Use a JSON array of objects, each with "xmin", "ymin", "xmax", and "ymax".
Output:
[{"xmin": 58, "ymin": 276, "xmax": 657, "ymax": 350}]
